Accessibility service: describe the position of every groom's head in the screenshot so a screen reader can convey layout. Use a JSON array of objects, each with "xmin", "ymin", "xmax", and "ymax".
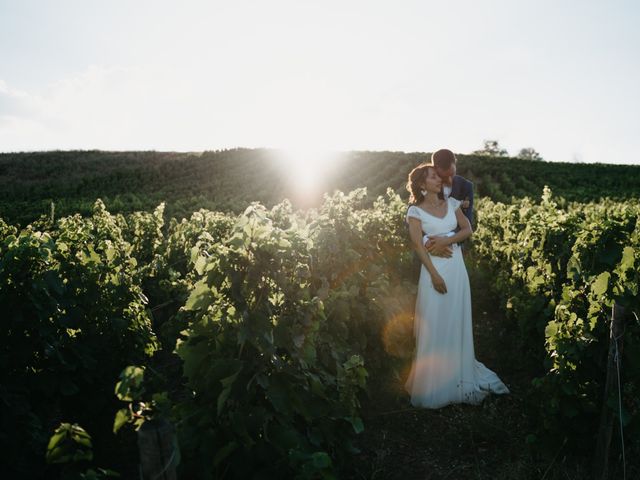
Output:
[{"xmin": 432, "ymin": 149, "xmax": 457, "ymax": 180}]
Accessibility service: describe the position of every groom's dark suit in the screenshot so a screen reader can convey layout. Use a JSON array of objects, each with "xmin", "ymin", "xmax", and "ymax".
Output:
[{"xmin": 448, "ymin": 175, "xmax": 474, "ymax": 228}]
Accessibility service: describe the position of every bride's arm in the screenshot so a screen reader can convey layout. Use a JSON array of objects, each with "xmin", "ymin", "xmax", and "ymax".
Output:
[
  {"xmin": 408, "ymin": 217, "xmax": 447, "ymax": 293},
  {"xmin": 451, "ymin": 208, "xmax": 473, "ymax": 243},
  {"xmin": 449, "ymin": 208, "xmax": 472, "ymax": 244}
]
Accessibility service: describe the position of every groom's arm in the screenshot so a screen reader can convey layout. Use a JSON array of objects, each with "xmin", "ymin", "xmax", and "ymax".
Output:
[{"xmin": 423, "ymin": 233, "xmax": 453, "ymax": 258}]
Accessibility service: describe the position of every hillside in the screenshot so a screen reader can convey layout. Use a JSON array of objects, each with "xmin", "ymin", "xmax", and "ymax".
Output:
[{"xmin": 1, "ymin": 149, "xmax": 639, "ymax": 225}]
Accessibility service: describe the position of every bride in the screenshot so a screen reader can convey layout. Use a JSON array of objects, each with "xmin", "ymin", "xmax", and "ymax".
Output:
[{"xmin": 405, "ymin": 163, "xmax": 509, "ymax": 408}]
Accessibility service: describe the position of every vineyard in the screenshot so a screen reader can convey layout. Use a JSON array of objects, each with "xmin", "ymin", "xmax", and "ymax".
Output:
[
  {"xmin": 1, "ymin": 151, "xmax": 640, "ymax": 479},
  {"xmin": 2, "ymin": 149, "xmax": 640, "ymax": 225}
]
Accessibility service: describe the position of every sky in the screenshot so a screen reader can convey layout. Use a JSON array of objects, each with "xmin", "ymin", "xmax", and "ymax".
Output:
[{"xmin": 1, "ymin": 0, "xmax": 639, "ymax": 164}]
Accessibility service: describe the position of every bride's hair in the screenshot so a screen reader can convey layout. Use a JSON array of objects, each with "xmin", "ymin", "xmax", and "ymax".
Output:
[{"xmin": 406, "ymin": 163, "xmax": 434, "ymax": 204}]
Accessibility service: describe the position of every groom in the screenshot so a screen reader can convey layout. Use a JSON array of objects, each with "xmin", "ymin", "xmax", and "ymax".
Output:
[
  {"xmin": 433, "ymin": 148, "xmax": 473, "ymax": 226},
  {"xmin": 424, "ymin": 148, "xmax": 474, "ymax": 257}
]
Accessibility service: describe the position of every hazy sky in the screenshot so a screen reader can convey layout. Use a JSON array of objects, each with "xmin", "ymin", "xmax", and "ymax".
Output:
[{"xmin": 1, "ymin": 0, "xmax": 639, "ymax": 164}]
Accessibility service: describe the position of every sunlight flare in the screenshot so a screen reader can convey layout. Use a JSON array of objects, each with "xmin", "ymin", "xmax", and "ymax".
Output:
[{"xmin": 273, "ymin": 148, "xmax": 345, "ymax": 206}]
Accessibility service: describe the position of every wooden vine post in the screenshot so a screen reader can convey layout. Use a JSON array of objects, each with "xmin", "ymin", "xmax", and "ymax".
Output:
[
  {"xmin": 138, "ymin": 417, "xmax": 178, "ymax": 480},
  {"xmin": 593, "ymin": 303, "xmax": 625, "ymax": 480}
]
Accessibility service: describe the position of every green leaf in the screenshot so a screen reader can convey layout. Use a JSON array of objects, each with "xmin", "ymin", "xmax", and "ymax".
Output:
[
  {"xmin": 592, "ymin": 271, "xmax": 610, "ymax": 296},
  {"xmin": 346, "ymin": 416, "xmax": 364, "ymax": 434},
  {"xmin": 302, "ymin": 344, "xmax": 317, "ymax": 363},
  {"xmin": 619, "ymin": 246, "xmax": 635, "ymax": 272},
  {"xmin": 217, "ymin": 367, "xmax": 242, "ymax": 416},
  {"xmin": 194, "ymin": 255, "xmax": 207, "ymax": 276},
  {"xmin": 190, "ymin": 245, "xmax": 200, "ymax": 264},
  {"xmin": 114, "ymin": 366, "xmax": 145, "ymax": 402},
  {"xmin": 113, "ymin": 408, "xmax": 132, "ymax": 433},
  {"xmin": 227, "ymin": 235, "xmax": 245, "ymax": 249},
  {"xmin": 184, "ymin": 280, "xmax": 214, "ymax": 311},
  {"xmin": 178, "ymin": 339, "xmax": 211, "ymax": 383},
  {"xmin": 310, "ymin": 451, "xmax": 332, "ymax": 469},
  {"xmin": 46, "ymin": 423, "xmax": 93, "ymax": 464},
  {"xmin": 545, "ymin": 320, "xmax": 558, "ymax": 339},
  {"xmin": 105, "ymin": 246, "xmax": 116, "ymax": 262}
]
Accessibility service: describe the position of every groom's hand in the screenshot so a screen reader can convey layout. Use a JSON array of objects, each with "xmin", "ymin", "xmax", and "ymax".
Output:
[{"xmin": 424, "ymin": 238, "xmax": 453, "ymax": 258}]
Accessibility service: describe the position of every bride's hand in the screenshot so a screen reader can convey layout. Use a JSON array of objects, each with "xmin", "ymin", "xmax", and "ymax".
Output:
[{"xmin": 431, "ymin": 272, "xmax": 447, "ymax": 294}]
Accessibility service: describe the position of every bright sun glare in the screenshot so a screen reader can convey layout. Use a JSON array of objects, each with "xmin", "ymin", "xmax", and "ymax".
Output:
[{"xmin": 275, "ymin": 148, "xmax": 344, "ymax": 205}]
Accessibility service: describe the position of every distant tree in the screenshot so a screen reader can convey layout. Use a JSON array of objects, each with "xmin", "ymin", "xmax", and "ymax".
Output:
[
  {"xmin": 517, "ymin": 147, "xmax": 544, "ymax": 161},
  {"xmin": 472, "ymin": 140, "xmax": 508, "ymax": 157}
]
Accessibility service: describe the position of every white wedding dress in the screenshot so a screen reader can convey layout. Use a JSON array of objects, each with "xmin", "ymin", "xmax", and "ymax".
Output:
[{"xmin": 405, "ymin": 197, "xmax": 509, "ymax": 408}]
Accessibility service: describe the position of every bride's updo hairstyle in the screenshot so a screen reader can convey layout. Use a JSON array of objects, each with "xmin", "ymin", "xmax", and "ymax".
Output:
[{"xmin": 406, "ymin": 163, "xmax": 434, "ymax": 204}]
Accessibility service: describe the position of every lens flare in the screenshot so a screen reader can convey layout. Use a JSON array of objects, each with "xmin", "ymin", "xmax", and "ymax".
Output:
[
  {"xmin": 272, "ymin": 148, "xmax": 345, "ymax": 207},
  {"xmin": 382, "ymin": 311, "xmax": 415, "ymax": 359}
]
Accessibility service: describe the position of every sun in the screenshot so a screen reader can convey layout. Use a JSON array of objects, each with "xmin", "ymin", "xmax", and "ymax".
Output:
[{"xmin": 273, "ymin": 148, "xmax": 345, "ymax": 206}]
